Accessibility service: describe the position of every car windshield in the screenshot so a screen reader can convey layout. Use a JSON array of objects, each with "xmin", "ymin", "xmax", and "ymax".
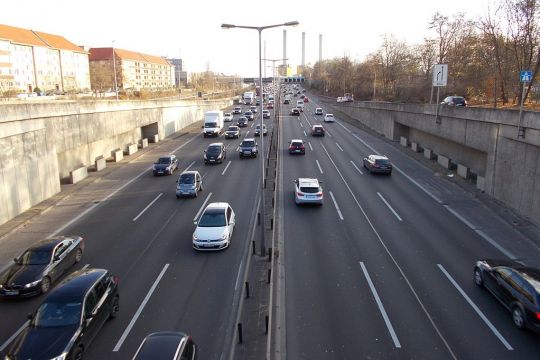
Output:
[
  {"xmin": 207, "ymin": 146, "xmax": 221, "ymax": 154},
  {"xmin": 179, "ymin": 174, "xmax": 194, "ymax": 184},
  {"xmin": 18, "ymin": 249, "xmax": 52, "ymax": 265},
  {"xmin": 198, "ymin": 211, "xmax": 226, "ymax": 227},
  {"xmin": 157, "ymin": 157, "xmax": 172, "ymax": 164},
  {"xmin": 375, "ymin": 159, "xmax": 390, "ymax": 165},
  {"xmin": 228, "ymin": 127, "xmax": 238, "ymax": 131},
  {"xmin": 33, "ymin": 301, "xmax": 82, "ymax": 327},
  {"xmin": 204, "ymin": 123, "xmax": 217, "ymax": 128},
  {"xmin": 291, "ymin": 142, "xmax": 303, "ymax": 147},
  {"xmin": 300, "ymin": 186, "xmax": 320, "ymax": 193},
  {"xmin": 242, "ymin": 141, "xmax": 255, "ymax": 147}
]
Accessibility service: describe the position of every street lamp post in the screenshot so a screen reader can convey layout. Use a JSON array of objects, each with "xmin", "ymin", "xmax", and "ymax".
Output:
[
  {"xmin": 112, "ymin": 40, "xmax": 119, "ymax": 101},
  {"xmin": 222, "ymin": 21, "xmax": 299, "ymax": 256}
]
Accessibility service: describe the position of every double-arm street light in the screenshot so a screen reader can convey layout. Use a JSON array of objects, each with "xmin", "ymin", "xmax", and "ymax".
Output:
[{"xmin": 221, "ymin": 21, "xmax": 299, "ymax": 256}]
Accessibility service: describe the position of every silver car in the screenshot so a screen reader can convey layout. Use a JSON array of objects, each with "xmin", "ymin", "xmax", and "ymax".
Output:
[
  {"xmin": 193, "ymin": 202, "xmax": 236, "ymax": 251},
  {"xmin": 294, "ymin": 178, "xmax": 323, "ymax": 205},
  {"xmin": 176, "ymin": 171, "xmax": 203, "ymax": 198}
]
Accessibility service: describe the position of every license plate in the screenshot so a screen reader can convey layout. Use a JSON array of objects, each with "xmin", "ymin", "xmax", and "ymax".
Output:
[
  {"xmin": 5, "ymin": 290, "xmax": 19, "ymax": 296},
  {"xmin": 244, "ymin": 151, "xmax": 251, "ymax": 155},
  {"xmin": 295, "ymin": 150, "xmax": 300, "ymax": 153},
  {"xmin": 306, "ymin": 195, "xmax": 316, "ymax": 199},
  {"xmin": 210, "ymin": 160, "xmax": 215, "ymax": 162}
]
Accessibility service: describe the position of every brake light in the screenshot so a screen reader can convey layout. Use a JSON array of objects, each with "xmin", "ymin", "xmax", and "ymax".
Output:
[
  {"xmin": 300, "ymin": 146, "xmax": 305, "ymax": 149},
  {"xmin": 112, "ymin": 276, "xmax": 120, "ymax": 285},
  {"xmin": 297, "ymin": 192, "xmax": 304, "ymax": 196},
  {"xmin": 536, "ymin": 312, "xmax": 540, "ymax": 321},
  {"xmin": 317, "ymin": 192, "xmax": 323, "ymax": 198}
]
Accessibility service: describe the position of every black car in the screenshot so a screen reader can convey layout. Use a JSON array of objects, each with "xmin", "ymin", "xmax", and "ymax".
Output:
[
  {"xmin": 225, "ymin": 125, "xmax": 240, "ymax": 139},
  {"xmin": 153, "ymin": 155, "xmax": 179, "ymax": 176},
  {"xmin": 441, "ymin": 95, "xmax": 467, "ymax": 106},
  {"xmin": 244, "ymin": 111, "xmax": 254, "ymax": 121},
  {"xmin": 474, "ymin": 259, "xmax": 540, "ymax": 332},
  {"xmin": 7, "ymin": 268, "xmax": 119, "ymax": 360},
  {"xmin": 311, "ymin": 125, "xmax": 325, "ymax": 137},
  {"xmin": 204, "ymin": 143, "xmax": 226, "ymax": 164},
  {"xmin": 237, "ymin": 116, "xmax": 248, "ymax": 127},
  {"xmin": 133, "ymin": 332, "xmax": 198, "ymax": 360},
  {"xmin": 254, "ymin": 124, "xmax": 267, "ymax": 137},
  {"xmin": 363, "ymin": 155, "xmax": 392, "ymax": 175},
  {"xmin": 239, "ymin": 138, "xmax": 258, "ymax": 158},
  {"xmin": 0, "ymin": 236, "xmax": 84, "ymax": 298}
]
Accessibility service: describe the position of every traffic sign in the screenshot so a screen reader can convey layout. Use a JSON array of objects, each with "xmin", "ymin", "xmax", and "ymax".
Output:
[
  {"xmin": 520, "ymin": 70, "xmax": 532, "ymax": 82},
  {"xmin": 433, "ymin": 64, "xmax": 448, "ymax": 87}
]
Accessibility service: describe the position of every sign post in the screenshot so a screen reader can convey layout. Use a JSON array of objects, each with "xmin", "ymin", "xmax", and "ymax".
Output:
[
  {"xmin": 433, "ymin": 64, "xmax": 448, "ymax": 123},
  {"xmin": 517, "ymin": 70, "xmax": 532, "ymax": 138}
]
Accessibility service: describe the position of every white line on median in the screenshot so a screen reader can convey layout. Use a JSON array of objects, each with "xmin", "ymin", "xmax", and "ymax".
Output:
[
  {"xmin": 184, "ymin": 161, "xmax": 196, "ymax": 172},
  {"xmin": 235, "ymin": 259, "xmax": 244, "ymax": 291},
  {"xmin": 329, "ymin": 191, "xmax": 344, "ymax": 220},
  {"xmin": 0, "ymin": 320, "xmax": 30, "ymax": 352},
  {"xmin": 350, "ymin": 160, "xmax": 364, "ymax": 175},
  {"xmin": 222, "ymin": 161, "xmax": 232, "ymax": 176},
  {"xmin": 133, "ymin": 193, "xmax": 163, "ymax": 221},
  {"xmin": 335, "ymin": 142, "xmax": 344, "ymax": 151},
  {"xmin": 303, "ymin": 130, "xmax": 307, "ymax": 137},
  {"xmin": 308, "ymin": 142, "xmax": 313, "ymax": 151},
  {"xmin": 437, "ymin": 264, "xmax": 514, "ymax": 350},
  {"xmin": 359, "ymin": 262, "xmax": 401, "ymax": 348},
  {"xmin": 194, "ymin": 192, "xmax": 213, "ymax": 221},
  {"xmin": 326, "ymin": 130, "xmax": 332, "ymax": 137},
  {"xmin": 377, "ymin": 192, "xmax": 402, "ymax": 222},
  {"xmin": 82, "ymin": 263, "xmax": 90, "ymax": 270},
  {"xmin": 113, "ymin": 263, "xmax": 170, "ymax": 352},
  {"xmin": 316, "ymin": 160, "xmax": 324, "ymax": 174}
]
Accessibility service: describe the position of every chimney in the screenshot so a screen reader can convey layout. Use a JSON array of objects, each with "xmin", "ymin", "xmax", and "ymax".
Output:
[
  {"xmin": 301, "ymin": 32, "xmax": 305, "ymax": 67},
  {"xmin": 319, "ymin": 34, "xmax": 322, "ymax": 63}
]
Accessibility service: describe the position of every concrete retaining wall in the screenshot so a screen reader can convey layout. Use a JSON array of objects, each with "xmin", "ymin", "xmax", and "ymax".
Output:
[
  {"xmin": 321, "ymin": 99, "xmax": 540, "ymax": 224},
  {"xmin": 0, "ymin": 98, "xmax": 231, "ymax": 226}
]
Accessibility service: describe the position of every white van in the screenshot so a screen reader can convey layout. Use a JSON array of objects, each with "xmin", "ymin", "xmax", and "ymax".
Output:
[
  {"xmin": 296, "ymin": 100, "xmax": 304, "ymax": 111},
  {"xmin": 203, "ymin": 111, "xmax": 224, "ymax": 137},
  {"xmin": 284, "ymin": 95, "xmax": 291, "ymax": 104}
]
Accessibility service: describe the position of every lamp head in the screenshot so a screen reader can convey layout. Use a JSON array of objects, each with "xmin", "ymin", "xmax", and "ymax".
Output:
[
  {"xmin": 221, "ymin": 24, "xmax": 235, "ymax": 29},
  {"xmin": 284, "ymin": 21, "xmax": 299, "ymax": 27}
]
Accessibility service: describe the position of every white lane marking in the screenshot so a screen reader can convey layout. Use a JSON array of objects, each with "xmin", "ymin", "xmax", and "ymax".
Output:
[
  {"xmin": 329, "ymin": 191, "xmax": 344, "ymax": 220},
  {"xmin": 194, "ymin": 192, "xmax": 213, "ymax": 221},
  {"xmin": 350, "ymin": 160, "xmax": 364, "ymax": 175},
  {"xmin": 222, "ymin": 161, "xmax": 232, "ymax": 176},
  {"xmin": 49, "ymin": 133, "xmax": 199, "ymax": 237},
  {"xmin": 305, "ymin": 118, "xmax": 312, "ymax": 127},
  {"xmin": 335, "ymin": 142, "xmax": 344, "ymax": 152},
  {"xmin": 326, "ymin": 130, "xmax": 332, "ymax": 137},
  {"xmin": 113, "ymin": 263, "xmax": 170, "ymax": 352},
  {"xmin": 359, "ymin": 262, "xmax": 401, "ymax": 348},
  {"xmin": 303, "ymin": 130, "xmax": 307, "ymax": 137},
  {"xmin": 308, "ymin": 142, "xmax": 313, "ymax": 151},
  {"xmin": 475, "ymin": 229, "xmax": 516, "ymax": 259},
  {"xmin": 336, "ymin": 120, "xmax": 352, "ymax": 133},
  {"xmin": 0, "ymin": 320, "xmax": 30, "ymax": 352},
  {"xmin": 316, "ymin": 160, "xmax": 324, "ymax": 174},
  {"xmin": 377, "ymin": 192, "xmax": 403, "ymax": 222},
  {"xmin": 245, "ymin": 131, "xmax": 250, "ymax": 137},
  {"xmin": 393, "ymin": 166, "xmax": 443, "ymax": 204},
  {"xmin": 133, "ymin": 193, "xmax": 163, "ymax": 221},
  {"xmin": 321, "ymin": 143, "xmax": 457, "ymax": 359},
  {"xmin": 234, "ymin": 259, "xmax": 244, "ymax": 291},
  {"xmin": 82, "ymin": 264, "xmax": 90, "ymax": 270},
  {"xmin": 184, "ymin": 161, "xmax": 196, "ymax": 172},
  {"xmin": 437, "ymin": 264, "xmax": 514, "ymax": 350},
  {"xmin": 299, "ymin": 122, "xmax": 304, "ymax": 128}
]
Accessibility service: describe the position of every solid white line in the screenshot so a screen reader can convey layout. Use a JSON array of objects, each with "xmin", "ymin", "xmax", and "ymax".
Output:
[
  {"xmin": 113, "ymin": 263, "xmax": 170, "ymax": 352},
  {"xmin": 184, "ymin": 161, "xmax": 196, "ymax": 172},
  {"xmin": 329, "ymin": 191, "xmax": 344, "ymax": 220},
  {"xmin": 82, "ymin": 264, "xmax": 90, "ymax": 270},
  {"xmin": 335, "ymin": 142, "xmax": 344, "ymax": 152},
  {"xmin": 299, "ymin": 122, "xmax": 304, "ymax": 128},
  {"xmin": 303, "ymin": 130, "xmax": 307, "ymax": 137},
  {"xmin": 336, "ymin": 120, "xmax": 352, "ymax": 133},
  {"xmin": 234, "ymin": 259, "xmax": 244, "ymax": 291},
  {"xmin": 393, "ymin": 166, "xmax": 443, "ymax": 204},
  {"xmin": 359, "ymin": 262, "xmax": 401, "ymax": 348},
  {"xmin": 475, "ymin": 229, "xmax": 516, "ymax": 259},
  {"xmin": 133, "ymin": 193, "xmax": 163, "ymax": 221},
  {"xmin": 222, "ymin": 161, "xmax": 232, "ymax": 176},
  {"xmin": 326, "ymin": 131, "xmax": 332, "ymax": 137},
  {"xmin": 194, "ymin": 192, "xmax": 213, "ymax": 221},
  {"xmin": 437, "ymin": 264, "xmax": 514, "ymax": 350},
  {"xmin": 443, "ymin": 205, "xmax": 476, "ymax": 229},
  {"xmin": 308, "ymin": 142, "xmax": 313, "ymax": 151},
  {"xmin": 0, "ymin": 321, "xmax": 30, "ymax": 352},
  {"xmin": 316, "ymin": 160, "xmax": 323, "ymax": 174},
  {"xmin": 350, "ymin": 160, "xmax": 364, "ymax": 175},
  {"xmin": 377, "ymin": 192, "xmax": 403, "ymax": 222}
]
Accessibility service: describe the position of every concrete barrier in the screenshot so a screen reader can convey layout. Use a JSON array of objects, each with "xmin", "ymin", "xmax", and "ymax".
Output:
[
  {"xmin": 458, "ymin": 164, "xmax": 469, "ymax": 179},
  {"xmin": 438, "ymin": 155, "xmax": 451, "ymax": 169},
  {"xmin": 424, "ymin": 148, "xmax": 434, "ymax": 160},
  {"xmin": 125, "ymin": 143, "xmax": 138, "ymax": 156},
  {"xmin": 400, "ymin": 136, "xmax": 408, "ymax": 147},
  {"xmin": 112, "ymin": 149, "xmax": 123, "ymax": 162},
  {"xmin": 140, "ymin": 138, "xmax": 148, "ymax": 149},
  {"xmin": 95, "ymin": 156, "xmax": 106, "ymax": 172},
  {"xmin": 150, "ymin": 134, "xmax": 159, "ymax": 143},
  {"xmin": 411, "ymin": 142, "xmax": 422, "ymax": 152},
  {"xmin": 477, "ymin": 176, "xmax": 486, "ymax": 191},
  {"xmin": 69, "ymin": 166, "xmax": 88, "ymax": 184}
]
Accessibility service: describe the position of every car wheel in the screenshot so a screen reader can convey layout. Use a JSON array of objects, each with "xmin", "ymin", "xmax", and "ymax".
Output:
[
  {"xmin": 474, "ymin": 268, "xmax": 484, "ymax": 287},
  {"xmin": 194, "ymin": 190, "xmax": 198, "ymax": 198},
  {"xmin": 74, "ymin": 248, "xmax": 83, "ymax": 264},
  {"xmin": 512, "ymin": 306, "xmax": 526, "ymax": 329},
  {"xmin": 109, "ymin": 295, "xmax": 120, "ymax": 319},
  {"xmin": 176, "ymin": 195, "xmax": 180, "ymax": 199},
  {"xmin": 40, "ymin": 276, "xmax": 51, "ymax": 294},
  {"xmin": 71, "ymin": 346, "xmax": 84, "ymax": 360}
]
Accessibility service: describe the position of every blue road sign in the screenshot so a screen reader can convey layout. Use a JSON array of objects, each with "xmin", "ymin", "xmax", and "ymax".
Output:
[{"xmin": 520, "ymin": 70, "xmax": 532, "ymax": 82}]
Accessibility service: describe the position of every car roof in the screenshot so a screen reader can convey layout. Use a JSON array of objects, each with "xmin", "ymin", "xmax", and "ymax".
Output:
[
  {"xmin": 325, "ymin": 113, "xmax": 334, "ymax": 116},
  {"xmin": 243, "ymin": 138, "xmax": 255, "ymax": 142},
  {"xmin": 313, "ymin": 124, "xmax": 323, "ymax": 128},
  {"xmin": 208, "ymin": 142, "xmax": 224, "ymax": 147},
  {"xmin": 180, "ymin": 170, "xmax": 198, "ymax": 176},
  {"xmin": 290, "ymin": 139, "xmax": 303, "ymax": 143},
  {"xmin": 28, "ymin": 237, "xmax": 69, "ymax": 251},
  {"xmin": 205, "ymin": 202, "xmax": 230, "ymax": 211},
  {"xmin": 370, "ymin": 155, "xmax": 388, "ymax": 160},
  {"xmin": 46, "ymin": 268, "xmax": 107, "ymax": 303},
  {"xmin": 134, "ymin": 332, "xmax": 189, "ymax": 360},
  {"xmin": 298, "ymin": 178, "xmax": 320, "ymax": 187}
]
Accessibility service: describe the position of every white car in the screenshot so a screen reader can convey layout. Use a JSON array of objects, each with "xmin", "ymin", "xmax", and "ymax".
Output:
[
  {"xmin": 315, "ymin": 108, "xmax": 323, "ymax": 115},
  {"xmin": 233, "ymin": 107, "xmax": 242, "ymax": 114},
  {"xmin": 250, "ymin": 105, "xmax": 258, "ymax": 113},
  {"xmin": 193, "ymin": 202, "xmax": 236, "ymax": 251},
  {"xmin": 224, "ymin": 112, "xmax": 233, "ymax": 122},
  {"xmin": 324, "ymin": 114, "xmax": 335, "ymax": 122},
  {"xmin": 294, "ymin": 178, "xmax": 323, "ymax": 205}
]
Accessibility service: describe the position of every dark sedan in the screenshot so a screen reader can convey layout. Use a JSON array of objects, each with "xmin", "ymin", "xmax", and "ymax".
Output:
[
  {"xmin": 363, "ymin": 155, "xmax": 392, "ymax": 175},
  {"xmin": 7, "ymin": 268, "xmax": 119, "ymax": 360},
  {"xmin": 237, "ymin": 117, "xmax": 248, "ymax": 127},
  {"xmin": 153, "ymin": 155, "xmax": 178, "ymax": 176},
  {"xmin": 0, "ymin": 236, "xmax": 84, "ymax": 298},
  {"xmin": 474, "ymin": 259, "xmax": 540, "ymax": 332},
  {"xmin": 239, "ymin": 138, "xmax": 258, "ymax": 158},
  {"xmin": 133, "ymin": 332, "xmax": 198, "ymax": 360},
  {"xmin": 225, "ymin": 125, "xmax": 240, "ymax": 139}
]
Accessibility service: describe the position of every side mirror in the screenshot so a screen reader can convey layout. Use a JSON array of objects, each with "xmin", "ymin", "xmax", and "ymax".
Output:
[
  {"xmin": 201, "ymin": 125, "xmax": 204, "ymax": 128},
  {"xmin": 193, "ymin": 220, "xmax": 198, "ymax": 225},
  {"xmin": 230, "ymin": 220, "xmax": 235, "ymax": 225},
  {"xmin": 54, "ymin": 255, "xmax": 60, "ymax": 262},
  {"xmin": 13, "ymin": 257, "xmax": 19, "ymax": 263},
  {"xmin": 204, "ymin": 150, "xmax": 207, "ymax": 153}
]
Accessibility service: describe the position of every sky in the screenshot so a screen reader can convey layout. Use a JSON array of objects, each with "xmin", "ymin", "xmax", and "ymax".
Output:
[{"xmin": 1, "ymin": 0, "xmax": 493, "ymax": 77}]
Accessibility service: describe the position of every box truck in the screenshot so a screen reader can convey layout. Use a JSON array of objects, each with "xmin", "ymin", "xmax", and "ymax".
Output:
[
  {"xmin": 243, "ymin": 91, "xmax": 255, "ymax": 105},
  {"xmin": 203, "ymin": 111, "xmax": 224, "ymax": 137}
]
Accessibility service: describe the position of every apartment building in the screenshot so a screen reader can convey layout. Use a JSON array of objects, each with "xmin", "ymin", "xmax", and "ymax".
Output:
[
  {"xmin": 0, "ymin": 23, "xmax": 90, "ymax": 94},
  {"xmin": 89, "ymin": 48, "xmax": 175, "ymax": 91}
]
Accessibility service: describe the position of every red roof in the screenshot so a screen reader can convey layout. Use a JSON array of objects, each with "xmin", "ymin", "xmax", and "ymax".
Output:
[
  {"xmin": 0, "ymin": 23, "xmax": 85, "ymax": 53},
  {"xmin": 89, "ymin": 47, "xmax": 171, "ymax": 66}
]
